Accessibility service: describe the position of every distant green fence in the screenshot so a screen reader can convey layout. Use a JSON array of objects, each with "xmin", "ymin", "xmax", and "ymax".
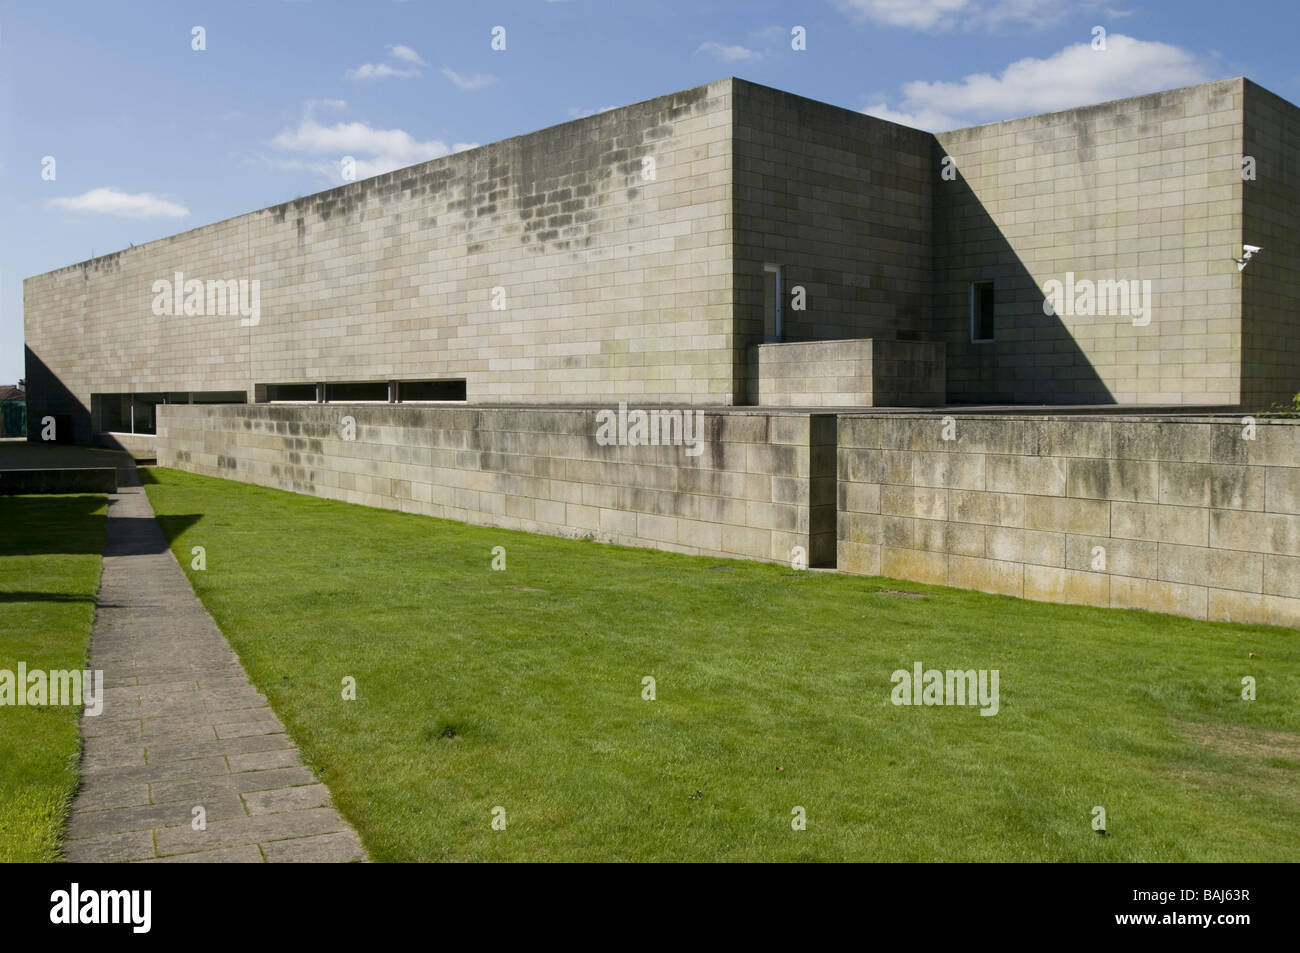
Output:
[{"xmin": 1, "ymin": 401, "xmax": 26, "ymax": 438}]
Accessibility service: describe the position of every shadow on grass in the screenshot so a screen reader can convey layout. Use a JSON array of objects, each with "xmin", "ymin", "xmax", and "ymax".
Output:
[
  {"xmin": 103, "ymin": 513, "xmax": 202, "ymax": 557},
  {"xmin": 0, "ymin": 496, "xmax": 107, "ymax": 557},
  {"xmin": 152, "ymin": 513, "xmax": 203, "ymax": 548},
  {"xmin": 0, "ymin": 590, "xmax": 97, "ymax": 603}
]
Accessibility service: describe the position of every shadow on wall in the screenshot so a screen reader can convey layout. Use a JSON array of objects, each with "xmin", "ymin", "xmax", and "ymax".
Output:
[
  {"xmin": 23, "ymin": 347, "xmax": 167, "ymax": 453},
  {"xmin": 932, "ymin": 154, "xmax": 1114, "ymax": 405},
  {"xmin": 24, "ymin": 346, "xmax": 91, "ymax": 444},
  {"xmin": 728, "ymin": 82, "xmax": 938, "ymax": 405}
]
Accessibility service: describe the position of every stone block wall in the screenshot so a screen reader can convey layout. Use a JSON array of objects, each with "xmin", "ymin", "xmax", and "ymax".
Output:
[
  {"xmin": 838, "ymin": 413, "xmax": 1300, "ymax": 628},
  {"xmin": 934, "ymin": 79, "xmax": 1248, "ymax": 405},
  {"xmin": 732, "ymin": 81, "xmax": 934, "ymax": 397},
  {"xmin": 25, "ymin": 75, "xmax": 1300, "ymax": 446},
  {"xmin": 756, "ymin": 338, "xmax": 944, "ymax": 407},
  {"xmin": 25, "ymin": 79, "xmax": 738, "ymax": 444},
  {"xmin": 0, "ymin": 467, "xmax": 116, "ymax": 494},
  {"xmin": 158, "ymin": 404, "xmax": 834, "ymax": 565},
  {"xmin": 1241, "ymin": 80, "xmax": 1300, "ymax": 410}
]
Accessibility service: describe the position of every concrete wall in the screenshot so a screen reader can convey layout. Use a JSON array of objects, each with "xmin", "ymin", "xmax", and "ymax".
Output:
[
  {"xmin": 157, "ymin": 403, "xmax": 836, "ymax": 566},
  {"xmin": 98, "ymin": 432, "xmax": 159, "ymax": 459},
  {"xmin": 838, "ymin": 413, "xmax": 1300, "ymax": 628},
  {"xmin": 756, "ymin": 338, "xmax": 944, "ymax": 407},
  {"xmin": 934, "ymin": 79, "xmax": 1246, "ymax": 406},
  {"xmin": 158, "ymin": 403, "xmax": 1300, "ymax": 627},
  {"xmin": 25, "ymin": 80, "xmax": 737, "ymax": 444},
  {"xmin": 25, "ymin": 76, "xmax": 1299, "ymax": 430},
  {"xmin": 0, "ymin": 468, "xmax": 115, "ymax": 494},
  {"xmin": 1241, "ymin": 80, "xmax": 1300, "ymax": 410},
  {"xmin": 732, "ymin": 81, "xmax": 934, "ymax": 400}
]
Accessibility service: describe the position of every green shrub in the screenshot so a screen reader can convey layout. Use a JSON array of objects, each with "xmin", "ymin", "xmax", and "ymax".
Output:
[{"xmin": 1259, "ymin": 391, "xmax": 1300, "ymax": 419}]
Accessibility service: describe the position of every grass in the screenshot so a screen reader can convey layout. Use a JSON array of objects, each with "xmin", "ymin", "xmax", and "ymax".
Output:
[
  {"xmin": 142, "ymin": 466, "xmax": 1300, "ymax": 861},
  {"xmin": 0, "ymin": 494, "xmax": 106, "ymax": 861}
]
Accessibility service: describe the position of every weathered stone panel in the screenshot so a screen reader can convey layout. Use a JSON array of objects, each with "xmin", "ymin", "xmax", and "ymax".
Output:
[
  {"xmin": 838, "ymin": 413, "xmax": 1300, "ymax": 628},
  {"xmin": 159, "ymin": 403, "xmax": 831, "ymax": 565}
]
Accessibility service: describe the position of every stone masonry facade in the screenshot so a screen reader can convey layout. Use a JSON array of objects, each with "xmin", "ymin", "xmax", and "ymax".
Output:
[
  {"xmin": 22, "ymin": 76, "xmax": 1300, "ymax": 626},
  {"xmin": 156, "ymin": 403, "xmax": 1300, "ymax": 628},
  {"xmin": 158, "ymin": 403, "xmax": 838, "ymax": 568},
  {"xmin": 25, "ymin": 76, "xmax": 1300, "ymax": 447},
  {"xmin": 756, "ymin": 339, "xmax": 945, "ymax": 407},
  {"xmin": 838, "ymin": 414, "xmax": 1300, "ymax": 628}
]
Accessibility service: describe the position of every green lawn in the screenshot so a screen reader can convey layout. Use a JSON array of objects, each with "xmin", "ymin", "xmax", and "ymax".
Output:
[
  {"xmin": 0, "ymin": 494, "xmax": 106, "ymax": 861},
  {"xmin": 143, "ymin": 466, "xmax": 1299, "ymax": 861}
]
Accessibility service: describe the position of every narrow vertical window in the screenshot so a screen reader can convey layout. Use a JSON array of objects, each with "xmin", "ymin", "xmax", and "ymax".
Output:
[
  {"xmin": 971, "ymin": 280, "xmax": 995, "ymax": 343},
  {"xmin": 764, "ymin": 264, "xmax": 783, "ymax": 342}
]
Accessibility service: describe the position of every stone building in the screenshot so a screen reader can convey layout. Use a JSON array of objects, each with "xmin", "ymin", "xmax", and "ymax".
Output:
[
  {"xmin": 26, "ymin": 75, "xmax": 1299, "ymax": 445},
  {"xmin": 21, "ymin": 76, "xmax": 1300, "ymax": 627}
]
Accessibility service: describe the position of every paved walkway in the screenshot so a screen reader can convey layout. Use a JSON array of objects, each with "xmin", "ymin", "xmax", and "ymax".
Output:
[{"xmin": 64, "ymin": 470, "xmax": 366, "ymax": 862}]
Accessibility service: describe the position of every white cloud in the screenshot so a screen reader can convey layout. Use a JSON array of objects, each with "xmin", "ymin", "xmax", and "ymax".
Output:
[
  {"xmin": 441, "ymin": 68, "xmax": 496, "ymax": 91},
  {"xmin": 387, "ymin": 44, "xmax": 425, "ymax": 65},
  {"xmin": 835, "ymin": 0, "xmax": 1109, "ymax": 31},
  {"xmin": 970, "ymin": 0, "xmax": 1071, "ymax": 28},
  {"xmin": 271, "ymin": 119, "xmax": 444, "ymax": 163},
  {"xmin": 346, "ymin": 62, "xmax": 420, "ymax": 80},
  {"xmin": 347, "ymin": 43, "xmax": 425, "ymax": 80},
  {"xmin": 270, "ymin": 117, "xmax": 476, "ymax": 181},
  {"xmin": 48, "ymin": 187, "xmax": 188, "ymax": 220},
  {"xmin": 864, "ymin": 35, "xmax": 1209, "ymax": 131},
  {"xmin": 568, "ymin": 106, "xmax": 617, "ymax": 119},
  {"xmin": 303, "ymin": 98, "xmax": 347, "ymax": 117},
  {"xmin": 863, "ymin": 102, "xmax": 967, "ymax": 131},
  {"xmin": 695, "ymin": 41, "xmax": 761, "ymax": 62},
  {"xmin": 834, "ymin": 0, "xmax": 971, "ymax": 30}
]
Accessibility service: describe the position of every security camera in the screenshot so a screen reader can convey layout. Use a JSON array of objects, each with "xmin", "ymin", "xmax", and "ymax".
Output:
[{"xmin": 1234, "ymin": 244, "xmax": 1263, "ymax": 271}]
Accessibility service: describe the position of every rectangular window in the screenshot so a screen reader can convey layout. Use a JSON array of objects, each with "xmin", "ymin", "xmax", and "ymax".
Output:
[
  {"xmin": 192, "ymin": 391, "xmax": 248, "ymax": 404},
  {"xmin": 91, "ymin": 392, "xmax": 246, "ymax": 432},
  {"xmin": 130, "ymin": 394, "xmax": 165, "ymax": 435},
  {"xmin": 265, "ymin": 383, "xmax": 319, "ymax": 402},
  {"xmin": 92, "ymin": 394, "xmax": 131, "ymax": 433},
  {"xmin": 397, "ymin": 380, "xmax": 467, "ymax": 402},
  {"xmin": 324, "ymin": 381, "xmax": 389, "ymax": 402},
  {"xmin": 763, "ymin": 264, "xmax": 783, "ymax": 343},
  {"xmin": 971, "ymin": 281, "xmax": 995, "ymax": 343}
]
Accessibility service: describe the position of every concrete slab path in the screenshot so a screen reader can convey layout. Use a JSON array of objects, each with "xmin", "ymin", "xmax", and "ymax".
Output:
[{"xmin": 63, "ymin": 469, "xmax": 366, "ymax": 862}]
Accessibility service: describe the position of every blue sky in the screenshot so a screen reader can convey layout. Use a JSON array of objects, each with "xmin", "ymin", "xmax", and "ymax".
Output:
[{"xmin": 2, "ymin": 0, "xmax": 1293, "ymax": 384}]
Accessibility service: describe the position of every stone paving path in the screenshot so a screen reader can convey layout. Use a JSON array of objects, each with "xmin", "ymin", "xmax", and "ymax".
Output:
[{"xmin": 63, "ymin": 471, "xmax": 366, "ymax": 862}]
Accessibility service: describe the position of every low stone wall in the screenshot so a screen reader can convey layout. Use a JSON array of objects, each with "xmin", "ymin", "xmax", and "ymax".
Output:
[
  {"xmin": 158, "ymin": 404, "xmax": 836, "ymax": 565},
  {"xmin": 157, "ymin": 404, "xmax": 1300, "ymax": 628},
  {"xmin": 97, "ymin": 432, "xmax": 159, "ymax": 459},
  {"xmin": 757, "ymin": 338, "xmax": 944, "ymax": 407},
  {"xmin": 838, "ymin": 414, "xmax": 1300, "ymax": 629},
  {"xmin": 0, "ymin": 467, "xmax": 116, "ymax": 494}
]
